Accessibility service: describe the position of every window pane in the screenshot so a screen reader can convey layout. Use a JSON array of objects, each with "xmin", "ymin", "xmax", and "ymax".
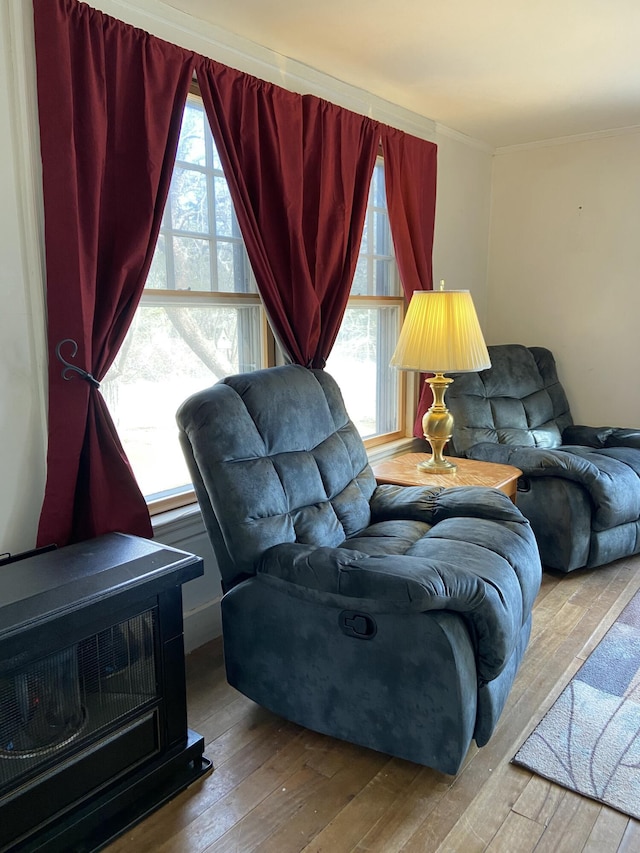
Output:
[
  {"xmin": 373, "ymin": 210, "xmax": 391, "ymax": 257},
  {"xmin": 371, "ymin": 163, "xmax": 386, "ymax": 208},
  {"xmin": 176, "ymin": 101, "xmax": 206, "ymax": 166},
  {"xmin": 209, "ymin": 131, "xmax": 223, "ymax": 172},
  {"xmin": 216, "ymin": 241, "xmax": 248, "ymax": 292},
  {"xmin": 103, "ymin": 302, "xmax": 263, "ymax": 497},
  {"xmin": 146, "ymin": 234, "xmax": 167, "ymax": 290},
  {"xmin": 351, "ymin": 256, "xmax": 369, "ymax": 296},
  {"xmin": 173, "ymin": 236, "xmax": 211, "ymax": 291},
  {"xmin": 326, "ymin": 306, "xmax": 400, "ymax": 438},
  {"xmin": 214, "ymin": 176, "xmax": 237, "ymax": 236},
  {"xmin": 374, "ymin": 258, "xmax": 393, "ymax": 296},
  {"xmin": 170, "ymin": 167, "xmax": 208, "ymax": 234},
  {"xmin": 351, "ymin": 160, "xmax": 400, "ymax": 298}
]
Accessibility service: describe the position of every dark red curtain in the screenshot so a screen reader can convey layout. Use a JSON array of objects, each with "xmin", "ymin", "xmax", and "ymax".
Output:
[
  {"xmin": 33, "ymin": 0, "xmax": 437, "ymax": 549},
  {"xmin": 381, "ymin": 126, "xmax": 438, "ymax": 435},
  {"xmin": 34, "ymin": 0, "xmax": 195, "ymax": 546},
  {"xmin": 196, "ymin": 59, "xmax": 380, "ymax": 367}
]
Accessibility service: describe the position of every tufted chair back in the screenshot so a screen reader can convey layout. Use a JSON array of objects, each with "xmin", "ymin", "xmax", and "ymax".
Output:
[
  {"xmin": 176, "ymin": 365, "xmax": 377, "ymax": 591},
  {"xmin": 447, "ymin": 344, "xmax": 574, "ymax": 457}
]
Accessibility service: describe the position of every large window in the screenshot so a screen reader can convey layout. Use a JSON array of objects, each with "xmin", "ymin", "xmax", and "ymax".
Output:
[{"xmin": 104, "ymin": 94, "xmax": 405, "ymax": 509}]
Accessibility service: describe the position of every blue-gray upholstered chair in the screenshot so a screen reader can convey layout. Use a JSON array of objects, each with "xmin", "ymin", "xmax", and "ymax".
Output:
[
  {"xmin": 447, "ymin": 344, "xmax": 640, "ymax": 574},
  {"xmin": 176, "ymin": 364, "xmax": 541, "ymax": 774}
]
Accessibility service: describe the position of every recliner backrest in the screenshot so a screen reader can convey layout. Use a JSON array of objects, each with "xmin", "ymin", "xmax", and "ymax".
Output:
[
  {"xmin": 176, "ymin": 365, "xmax": 376, "ymax": 590},
  {"xmin": 448, "ymin": 344, "xmax": 574, "ymax": 456}
]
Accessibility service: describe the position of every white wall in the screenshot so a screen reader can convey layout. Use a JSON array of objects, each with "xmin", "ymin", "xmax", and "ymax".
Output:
[
  {"xmin": 0, "ymin": 3, "xmax": 47, "ymax": 557},
  {"xmin": 433, "ymin": 128, "xmax": 493, "ymax": 318},
  {"xmin": 487, "ymin": 131, "xmax": 640, "ymax": 426},
  {"xmin": 0, "ymin": 0, "xmax": 492, "ymax": 646}
]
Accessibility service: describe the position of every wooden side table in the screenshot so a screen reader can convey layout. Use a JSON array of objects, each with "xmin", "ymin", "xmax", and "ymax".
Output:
[{"xmin": 371, "ymin": 453, "xmax": 522, "ymax": 503}]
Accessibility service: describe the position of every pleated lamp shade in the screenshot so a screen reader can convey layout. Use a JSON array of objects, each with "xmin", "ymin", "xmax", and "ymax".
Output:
[{"xmin": 391, "ymin": 290, "xmax": 491, "ymax": 374}]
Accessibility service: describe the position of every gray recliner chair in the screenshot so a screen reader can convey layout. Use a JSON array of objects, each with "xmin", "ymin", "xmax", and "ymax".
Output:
[
  {"xmin": 447, "ymin": 344, "xmax": 640, "ymax": 573},
  {"xmin": 176, "ymin": 364, "xmax": 541, "ymax": 773}
]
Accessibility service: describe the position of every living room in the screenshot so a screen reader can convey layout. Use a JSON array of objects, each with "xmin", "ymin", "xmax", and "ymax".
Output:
[{"xmin": 1, "ymin": 0, "xmax": 640, "ymax": 850}]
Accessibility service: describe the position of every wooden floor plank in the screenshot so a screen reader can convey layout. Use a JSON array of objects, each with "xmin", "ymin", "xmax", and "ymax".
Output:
[
  {"xmin": 618, "ymin": 819, "xmax": 640, "ymax": 851},
  {"xmin": 485, "ymin": 810, "xmax": 545, "ymax": 852},
  {"xmin": 207, "ymin": 764, "xmax": 328, "ymax": 853},
  {"xmin": 581, "ymin": 808, "xmax": 629, "ymax": 852},
  {"xmin": 511, "ymin": 776, "xmax": 567, "ymax": 826},
  {"xmin": 154, "ymin": 730, "xmax": 317, "ymax": 853},
  {"xmin": 297, "ymin": 756, "xmax": 425, "ymax": 853},
  {"xmin": 103, "ymin": 556, "xmax": 640, "ymax": 853},
  {"xmin": 431, "ymin": 769, "xmax": 533, "ymax": 853},
  {"xmin": 532, "ymin": 791, "xmax": 601, "ymax": 853},
  {"xmin": 106, "ymin": 717, "xmax": 303, "ymax": 853},
  {"xmin": 352, "ymin": 766, "xmax": 453, "ymax": 852}
]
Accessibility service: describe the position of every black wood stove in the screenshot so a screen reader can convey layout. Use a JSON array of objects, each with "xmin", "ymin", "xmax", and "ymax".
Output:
[{"xmin": 0, "ymin": 533, "xmax": 211, "ymax": 852}]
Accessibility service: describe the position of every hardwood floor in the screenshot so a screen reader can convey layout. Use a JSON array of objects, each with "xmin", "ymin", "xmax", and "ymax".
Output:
[{"xmin": 107, "ymin": 555, "xmax": 640, "ymax": 852}]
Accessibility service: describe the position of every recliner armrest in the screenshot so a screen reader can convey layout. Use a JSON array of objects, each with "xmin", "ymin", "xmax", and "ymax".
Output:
[
  {"xmin": 563, "ymin": 424, "xmax": 640, "ymax": 450},
  {"xmin": 562, "ymin": 425, "xmax": 613, "ymax": 447},
  {"xmin": 466, "ymin": 442, "xmax": 598, "ymax": 480},
  {"xmin": 370, "ymin": 483, "xmax": 525, "ymax": 525},
  {"xmin": 607, "ymin": 428, "xmax": 640, "ymax": 449},
  {"xmin": 466, "ymin": 441, "xmax": 640, "ymax": 531}
]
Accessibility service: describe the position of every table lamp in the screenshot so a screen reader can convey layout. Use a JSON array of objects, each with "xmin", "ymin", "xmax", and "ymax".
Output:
[{"xmin": 391, "ymin": 283, "xmax": 491, "ymax": 473}]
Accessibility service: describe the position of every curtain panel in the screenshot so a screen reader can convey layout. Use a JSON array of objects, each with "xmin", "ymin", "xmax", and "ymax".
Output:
[
  {"xmin": 33, "ymin": 0, "xmax": 437, "ymax": 548},
  {"xmin": 33, "ymin": 0, "xmax": 195, "ymax": 546},
  {"xmin": 381, "ymin": 126, "xmax": 438, "ymax": 435},
  {"xmin": 196, "ymin": 59, "xmax": 380, "ymax": 368}
]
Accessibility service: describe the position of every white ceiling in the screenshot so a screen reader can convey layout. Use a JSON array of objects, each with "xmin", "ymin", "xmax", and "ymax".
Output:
[{"xmin": 166, "ymin": 0, "xmax": 640, "ymax": 148}]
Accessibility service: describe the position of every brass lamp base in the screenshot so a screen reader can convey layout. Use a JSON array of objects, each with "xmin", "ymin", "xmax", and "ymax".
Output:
[
  {"xmin": 419, "ymin": 372, "xmax": 457, "ymax": 474},
  {"xmin": 417, "ymin": 455, "xmax": 457, "ymax": 474}
]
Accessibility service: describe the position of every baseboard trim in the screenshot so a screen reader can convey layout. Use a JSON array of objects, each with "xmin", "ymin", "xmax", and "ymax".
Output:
[{"xmin": 183, "ymin": 597, "xmax": 222, "ymax": 653}]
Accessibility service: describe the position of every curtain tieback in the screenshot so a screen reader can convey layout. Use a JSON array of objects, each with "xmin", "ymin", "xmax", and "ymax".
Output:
[{"xmin": 55, "ymin": 339, "xmax": 101, "ymax": 389}]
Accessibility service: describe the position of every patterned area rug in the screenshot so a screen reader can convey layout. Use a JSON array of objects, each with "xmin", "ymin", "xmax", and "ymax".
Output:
[{"xmin": 513, "ymin": 588, "xmax": 640, "ymax": 819}]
